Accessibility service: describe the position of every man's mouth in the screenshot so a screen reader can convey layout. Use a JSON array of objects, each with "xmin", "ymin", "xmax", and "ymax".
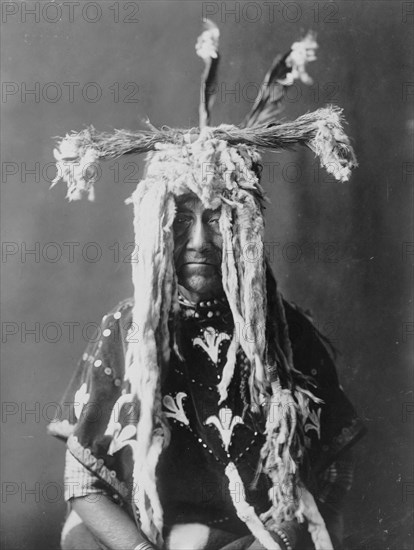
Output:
[
  {"xmin": 178, "ymin": 261, "xmax": 220, "ymax": 273},
  {"xmin": 183, "ymin": 260, "xmax": 215, "ymax": 265}
]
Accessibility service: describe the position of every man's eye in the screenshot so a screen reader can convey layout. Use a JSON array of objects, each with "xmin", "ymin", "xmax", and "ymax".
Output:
[
  {"xmin": 175, "ymin": 216, "xmax": 190, "ymax": 225},
  {"xmin": 208, "ymin": 217, "xmax": 220, "ymax": 225}
]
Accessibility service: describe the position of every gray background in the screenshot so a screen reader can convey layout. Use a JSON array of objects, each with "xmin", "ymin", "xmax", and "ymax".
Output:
[{"xmin": 1, "ymin": 1, "xmax": 412, "ymax": 549}]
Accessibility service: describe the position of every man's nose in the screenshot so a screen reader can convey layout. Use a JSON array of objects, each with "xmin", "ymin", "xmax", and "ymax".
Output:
[{"xmin": 188, "ymin": 218, "xmax": 208, "ymax": 250}]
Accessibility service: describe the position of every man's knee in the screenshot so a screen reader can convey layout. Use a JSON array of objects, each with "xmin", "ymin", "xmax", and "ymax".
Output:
[
  {"xmin": 165, "ymin": 523, "xmax": 242, "ymax": 550},
  {"xmin": 165, "ymin": 523, "xmax": 211, "ymax": 550}
]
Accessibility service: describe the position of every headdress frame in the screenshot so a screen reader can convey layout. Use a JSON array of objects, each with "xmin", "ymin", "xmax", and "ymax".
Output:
[{"xmin": 51, "ymin": 21, "xmax": 357, "ymax": 550}]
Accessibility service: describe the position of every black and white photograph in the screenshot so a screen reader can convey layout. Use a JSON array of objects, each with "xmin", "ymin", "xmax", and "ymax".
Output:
[{"xmin": 1, "ymin": 1, "xmax": 412, "ymax": 549}]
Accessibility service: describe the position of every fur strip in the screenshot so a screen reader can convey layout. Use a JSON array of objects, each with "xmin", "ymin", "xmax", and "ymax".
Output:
[
  {"xmin": 297, "ymin": 485, "xmax": 334, "ymax": 550},
  {"xmin": 225, "ymin": 462, "xmax": 282, "ymax": 550},
  {"xmin": 217, "ymin": 332, "xmax": 239, "ymax": 404}
]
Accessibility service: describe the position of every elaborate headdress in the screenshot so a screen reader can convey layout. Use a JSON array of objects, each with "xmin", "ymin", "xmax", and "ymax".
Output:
[{"xmin": 52, "ymin": 21, "xmax": 357, "ymax": 550}]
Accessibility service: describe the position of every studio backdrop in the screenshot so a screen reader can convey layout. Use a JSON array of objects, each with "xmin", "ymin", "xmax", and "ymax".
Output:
[{"xmin": 1, "ymin": 1, "xmax": 412, "ymax": 549}]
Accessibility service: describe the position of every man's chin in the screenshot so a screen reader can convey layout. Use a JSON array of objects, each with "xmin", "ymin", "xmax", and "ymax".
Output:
[
  {"xmin": 177, "ymin": 268, "xmax": 222, "ymax": 300},
  {"xmin": 179, "ymin": 265, "xmax": 219, "ymax": 282}
]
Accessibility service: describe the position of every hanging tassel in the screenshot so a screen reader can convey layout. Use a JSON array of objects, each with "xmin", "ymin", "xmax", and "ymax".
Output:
[
  {"xmin": 260, "ymin": 378, "xmax": 300, "ymax": 522},
  {"xmin": 308, "ymin": 108, "xmax": 358, "ymax": 182},
  {"xmin": 261, "ymin": 483, "xmax": 333, "ymax": 550},
  {"xmin": 260, "ymin": 363, "xmax": 330, "ymax": 550},
  {"xmin": 52, "ymin": 131, "xmax": 99, "ymax": 201}
]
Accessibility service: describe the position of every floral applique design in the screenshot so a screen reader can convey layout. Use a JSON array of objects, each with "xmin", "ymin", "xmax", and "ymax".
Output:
[
  {"xmin": 73, "ymin": 383, "xmax": 90, "ymax": 420},
  {"xmin": 162, "ymin": 392, "xmax": 189, "ymax": 426},
  {"xmin": 205, "ymin": 407, "xmax": 243, "ymax": 452},
  {"xmin": 193, "ymin": 327, "xmax": 230, "ymax": 364},
  {"xmin": 105, "ymin": 394, "xmax": 138, "ymax": 456}
]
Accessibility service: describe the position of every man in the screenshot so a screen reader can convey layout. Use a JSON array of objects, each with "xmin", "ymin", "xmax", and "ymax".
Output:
[{"xmin": 48, "ymin": 22, "xmax": 364, "ymax": 550}]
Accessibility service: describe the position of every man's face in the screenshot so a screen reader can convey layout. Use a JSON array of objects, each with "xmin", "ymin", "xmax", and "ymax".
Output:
[{"xmin": 173, "ymin": 194, "xmax": 223, "ymax": 302}]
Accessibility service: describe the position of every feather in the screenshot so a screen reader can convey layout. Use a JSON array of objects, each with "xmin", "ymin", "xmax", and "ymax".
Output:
[
  {"xmin": 242, "ymin": 32, "xmax": 318, "ymax": 129},
  {"xmin": 196, "ymin": 19, "xmax": 220, "ymax": 128}
]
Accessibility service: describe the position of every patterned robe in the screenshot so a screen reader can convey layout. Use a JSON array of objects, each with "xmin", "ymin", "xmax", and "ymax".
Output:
[{"xmin": 48, "ymin": 297, "xmax": 365, "ymax": 548}]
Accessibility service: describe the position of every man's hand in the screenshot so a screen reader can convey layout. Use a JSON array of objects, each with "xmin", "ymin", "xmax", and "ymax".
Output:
[{"xmin": 71, "ymin": 494, "xmax": 155, "ymax": 550}]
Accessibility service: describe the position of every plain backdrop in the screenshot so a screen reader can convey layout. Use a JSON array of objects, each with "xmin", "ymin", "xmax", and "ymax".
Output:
[{"xmin": 1, "ymin": 1, "xmax": 412, "ymax": 549}]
